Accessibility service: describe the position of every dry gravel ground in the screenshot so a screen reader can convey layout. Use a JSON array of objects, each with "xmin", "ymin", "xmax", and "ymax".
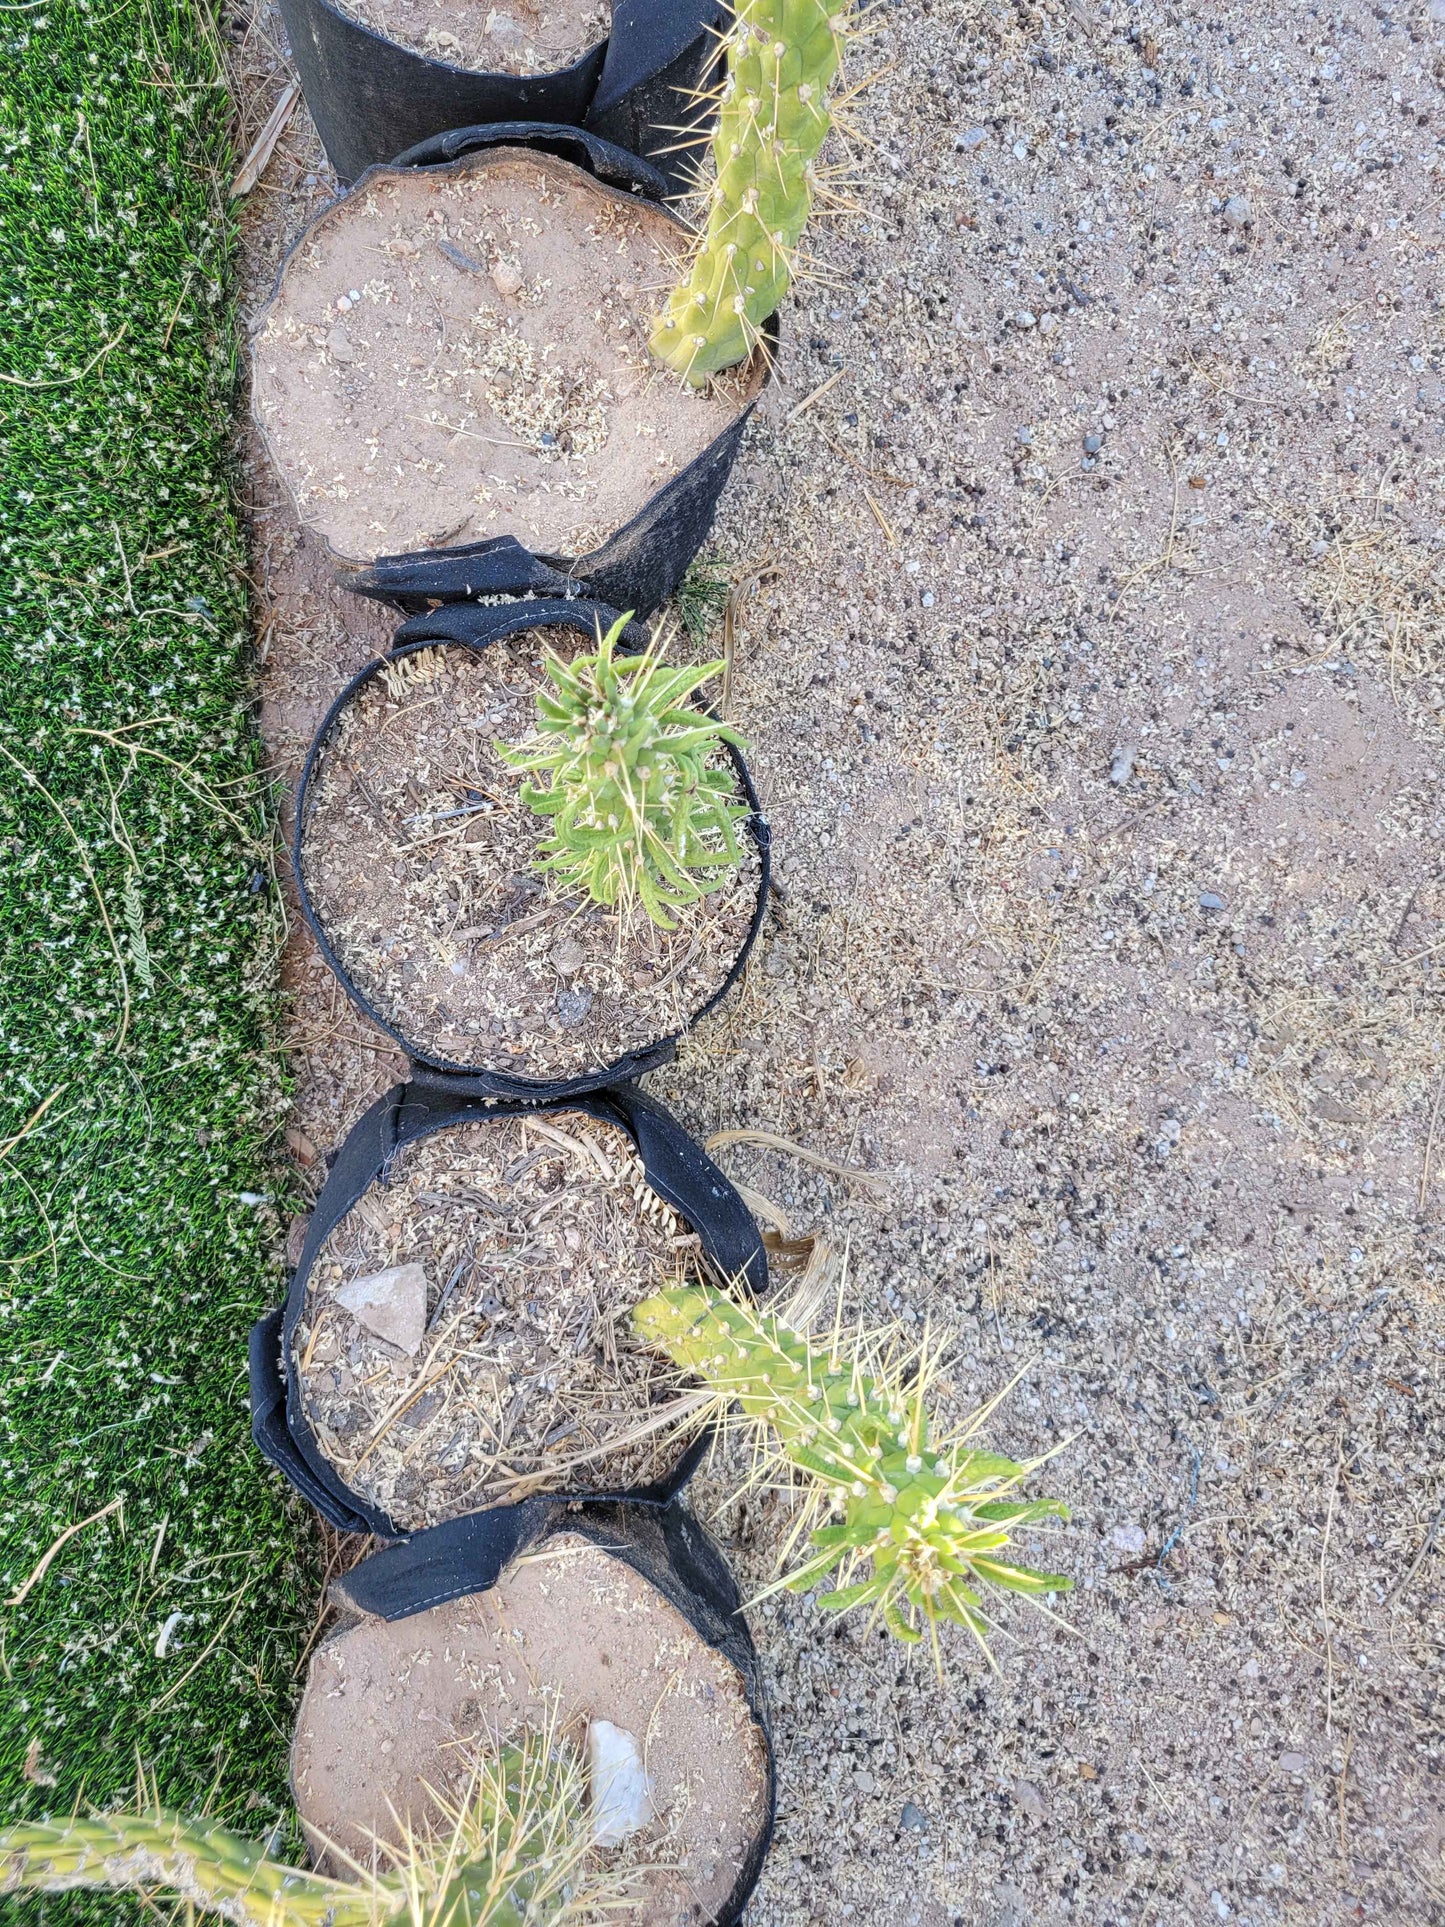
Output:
[{"xmin": 229, "ymin": 0, "xmax": 1445, "ymax": 1920}]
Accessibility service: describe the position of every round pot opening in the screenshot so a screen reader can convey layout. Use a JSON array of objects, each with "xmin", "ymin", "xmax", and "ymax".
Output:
[
  {"xmin": 331, "ymin": 0, "xmax": 609, "ymax": 77},
  {"xmin": 294, "ymin": 1106, "xmax": 721, "ymax": 1530},
  {"xmin": 293, "ymin": 1513, "xmax": 773, "ymax": 1927},
  {"xmin": 295, "ymin": 620, "xmax": 766, "ymax": 1085},
  {"xmin": 250, "ymin": 145, "xmax": 765, "ymax": 571}
]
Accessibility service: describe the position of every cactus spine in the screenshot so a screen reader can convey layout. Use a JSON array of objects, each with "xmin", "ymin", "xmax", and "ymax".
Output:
[
  {"xmin": 633, "ymin": 1286, "xmax": 1071, "ymax": 1658},
  {"xmin": 0, "ymin": 1738, "xmax": 596, "ymax": 1927},
  {"xmin": 649, "ymin": 0, "xmax": 849, "ymax": 384},
  {"xmin": 499, "ymin": 610, "xmax": 749, "ymax": 931}
]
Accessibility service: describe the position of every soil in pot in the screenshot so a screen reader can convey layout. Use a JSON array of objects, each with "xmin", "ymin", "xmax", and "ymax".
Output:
[
  {"xmin": 299, "ymin": 636, "xmax": 760, "ymax": 1077},
  {"xmin": 293, "ymin": 1530, "xmax": 770, "ymax": 1925},
  {"xmin": 333, "ymin": 0, "xmax": 608, "ymax": 76},
  {"xmin": 295, "ymin": 1110, "xmax": 711, "ymax": 1528},
  {"xmin": 251, "ymin": 148, "xmax": 762, "ymax": 565}
]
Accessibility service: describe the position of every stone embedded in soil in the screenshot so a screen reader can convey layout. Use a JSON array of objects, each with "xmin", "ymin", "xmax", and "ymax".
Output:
[
  {"xmin": 587, "ymin": 1718, "xmax": 654, "ymax": 1846},
  {"xmin": 334, "ymin": 1262, "xmax": 427, "ymax": 1354},
  {"xmin": 556, "ymin": 985, "xmax": 594, "ymax": 1026}
]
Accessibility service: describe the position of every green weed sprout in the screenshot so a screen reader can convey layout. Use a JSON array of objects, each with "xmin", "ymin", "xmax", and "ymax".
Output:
[
  {"xmin": 633, "ymin": 1284, "xmax": 1071, "ymax": 1667},
  {"xmin": 650, "ymin": 0, "xmax": 851, "ymax": 384},
  {"xmin": 0, "ymin": 1733, "xmax": 606, "ymax": 1927},
  {"xmin": 499, "ymin": 611, "xmax": 749, "ymax": 931}
]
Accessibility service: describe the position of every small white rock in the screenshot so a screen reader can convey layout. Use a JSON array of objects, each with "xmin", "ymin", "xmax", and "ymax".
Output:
[
  {"xmin": 1223, "ymin": 195, "xmax": 1253, "ymax": 229},
  {"xmin": 326, "ymin": 324, "xmax": 354, "ymax": 364},
  {"xmin": 1112, "ymin": 1523, "xmax": 1147, "ymax": 1555},
  {"xmin": 491, "ymin": 259, "xmax": 524, "ymax": 299},
  {"xmin": 335, "ymin": 1262, "xmax": 427, "ymax": 1354},
  {"xmin": 1109, "ymin": 744, "xmax": 1136, "ymax": 784},
  {"xmin": 588, "ymin": 1720, "xmax": 654, "ymax": 1846}
]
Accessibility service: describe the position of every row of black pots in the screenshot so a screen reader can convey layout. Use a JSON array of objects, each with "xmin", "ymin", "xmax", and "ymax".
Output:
[{"xmin": 249, "ymin": 79, "xmax": 782, "ymax": 1919}]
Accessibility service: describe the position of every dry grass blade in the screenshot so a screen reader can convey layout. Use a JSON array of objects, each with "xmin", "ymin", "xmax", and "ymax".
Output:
[
  {"xmin": 704, "ymin": 1127, "xmax": 890, "ymax": 1189},
  {"xmin": 229, "ymin": 78, "xmax": 300, "ymax": 198}
]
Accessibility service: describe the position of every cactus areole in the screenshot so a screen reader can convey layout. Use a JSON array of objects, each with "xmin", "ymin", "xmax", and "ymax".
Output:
[
  {"xmin": 634, "ymin": 1285, "xmax": 1073, "ymax": 1656},
  {"xmin": 650, "ymin": 0, "xmax": 848, "ymax": 384}
]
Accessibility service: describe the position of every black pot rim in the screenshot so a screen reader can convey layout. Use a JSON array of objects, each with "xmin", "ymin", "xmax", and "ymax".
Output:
[
  {"xmin": 248, "ymin": 128, "xmax": 771, "ymax": 606},
  {"xmin": 254, "ymin": 1080, "xmax": 769, "ymax": 1541},
  {"xmin": 292, "ymin": 598, "xmax": 771, "ymax": 1097}
]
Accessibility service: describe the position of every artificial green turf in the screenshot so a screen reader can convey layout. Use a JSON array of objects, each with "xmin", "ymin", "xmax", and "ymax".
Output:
[{"xmin": 0, "ymin": 0, "xmax": 317, "ymax": 1910}]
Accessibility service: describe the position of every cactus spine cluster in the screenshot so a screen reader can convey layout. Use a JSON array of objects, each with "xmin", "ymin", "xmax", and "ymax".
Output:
[
  {"xmin": 633, "ymin": 1285, "xmax": 1070, "ymax": 1658},
  {"xmin": 500, "ymin": 611, "xmax": 749, "ymax": 930},
  {"xmin": 0, "ymin": 1739, "xmax": 596, "ymax": 1927},
  {"xmin": 649, "ymin": 0, "xmax": 849, "ymax": 384}
]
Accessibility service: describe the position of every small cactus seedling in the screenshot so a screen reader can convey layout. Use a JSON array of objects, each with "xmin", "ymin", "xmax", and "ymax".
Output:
[
  {"xmin": 0, "ymin": 1733, "xmax": 605, "ymax": 1927},
  {"xmin": 499, "ymin": 611, "xmax": 749, "ymax": 931},
  {"xmin": 634, "ymin": 1284, "xmax": 1071, "ymax": 1665},
  {"xmin": 650, "ymin": 0, "xmax": 852, "ymax": 384}
]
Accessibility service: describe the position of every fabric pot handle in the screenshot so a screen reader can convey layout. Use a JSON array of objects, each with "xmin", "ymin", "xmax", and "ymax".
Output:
[
  {"xmin": 390, "ymin": 596, "xmax": 651, "ymax": 652},
  {"xmin": 588, "ymin": 0, "xmax": 724, "ymax": 129},
  {"xmin": 608, "ymin": 1083, "xmax": 768, "ymax": 1296},
  {"xmin": 389, "ymin": 118, "xmax": 669, "ymax": 199}
]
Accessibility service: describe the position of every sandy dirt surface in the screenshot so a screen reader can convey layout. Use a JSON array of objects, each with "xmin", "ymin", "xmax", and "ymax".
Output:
[{"xmin": 230, "ymin": 0, "xmax": 1445, "ymax": 1920}]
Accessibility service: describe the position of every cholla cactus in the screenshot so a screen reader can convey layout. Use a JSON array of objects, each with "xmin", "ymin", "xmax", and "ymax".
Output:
[
  {"xmin": 650, "ymin": 0, "xmax": 850, "ymax": 384},
  {"xmin": 0, "ymin": 1735, "xmax": 601, "ymax": 1927},
  {"xmin": 634, "ymin": 1285, "xmax": 1071, "ymax": 1664},
  {"xmin": 500, "ymin": 611, "xmax": 749, "ymax": 931}
]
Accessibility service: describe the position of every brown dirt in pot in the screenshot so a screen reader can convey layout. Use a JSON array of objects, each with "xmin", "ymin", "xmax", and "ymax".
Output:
[
  {"xmin": 295, "ymin": 1110, "xmax": 709, "ymax": 1529},
  {"xmin": 298, "ymin": 631, "xmax": 760, "ymax": 1077},
  {"xmin": 293, "ymin": 1531, "xmax": 770, "ymax": 1926},
  {"xmin": 332, "ymin": 0, "xmax": 608, "ymax": 77},
  {"xmin": 250, "ymin": 148, "xmax": 761, "ymax": 566}
]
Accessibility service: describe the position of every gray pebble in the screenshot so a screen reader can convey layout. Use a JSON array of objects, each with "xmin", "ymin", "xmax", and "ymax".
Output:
[
  {"xmin": 1014, "ymin": 1781, "xmax": 1046, "ymax": 1824},
  {"xmin": 1223, "ymin": 194, "xmax": 1253, "ymax": 229},
  {"xmin": 1083, "ymin": 431, "xmax": 1104, "ymax": 454},
  {"xmin": 555, "ymin": 987, "xmax": 594, "ymax": 1026},
  {"xmin": 1198, "ymin": 891, "xmax": 1226, "ymax": 911},
  {"xmin": 1109, "ymin": 745, "xmax": 1136, "ymax": 785},
  {"xmin": 1279, "ymin": 1751, "xmax": 1308, "ymax": 1775},
  {"xmin": 1112, "ymin": 1522, "xmax": 1147, "ymax": 1554},
  {"xmin": 853, "ymin": 1769, "xmax": 876, "ymax": 1794},
  {"xmin": 1013, "ymin": 309, "xmax": 1037, "ymax": 330},
  {"xmin": 900, "ymin": 1802, "xmax": 927, "ymax": 1831},
  {"xmin": 325, "ymin": 324, "xmax": 353, "ymax": 363}
]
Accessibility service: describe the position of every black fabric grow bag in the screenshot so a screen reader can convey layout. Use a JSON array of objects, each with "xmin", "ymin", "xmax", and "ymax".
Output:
[
  {"xmin": 252, "ymin": 123, "xmax": 772, "ymax": 622},
  {"xmin": 249, "ymin": 1076, "xmax": 768, "ymax": 1539},
  {"xmin": 313, "ymin": 1498, "xmax": 775, "ymax": 1927},
  {"xmin": 292, "ymin": 598, "xmax": 771, "ymax": 1098},
  {"xmin": 278, "ymin": 0, "xmax": 723, "ymax": 194}
]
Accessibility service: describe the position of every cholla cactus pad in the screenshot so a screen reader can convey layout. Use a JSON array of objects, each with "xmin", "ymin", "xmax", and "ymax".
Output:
[
  {"xmin": 500, "ymin": 612, "xmax": 749, "ymax": 929},
  {"xmin": 0, "ymin": 1737, "xmax": 596, "ymax": 1927},
  {"xmin": 634, "ymin": 1284, "xmax": 1072, "ymax": 1659},
  {"xmin": 649, "ymin": 0, "xmax": 849, "ymax": 383}
]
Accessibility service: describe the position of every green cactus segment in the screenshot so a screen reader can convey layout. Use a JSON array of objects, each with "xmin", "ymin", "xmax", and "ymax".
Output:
[
  {"xmin": 499, "ymin": 611, "xmax": 750, "ymax": 930},
  {"xmin": 633, "ymin": 1287, "xmax": 1071, "ymax": 1649},
  {"xmin": 0, "ymin": 1743, "xmax": 590, "ymax": 1927},
  {"xmin": 0, "ymin": 1812, "xmax": 380, "ymax": 1927},
  {"xmin": 649, "ymin": 0, "xmax": 848, "ymax": 383}
]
